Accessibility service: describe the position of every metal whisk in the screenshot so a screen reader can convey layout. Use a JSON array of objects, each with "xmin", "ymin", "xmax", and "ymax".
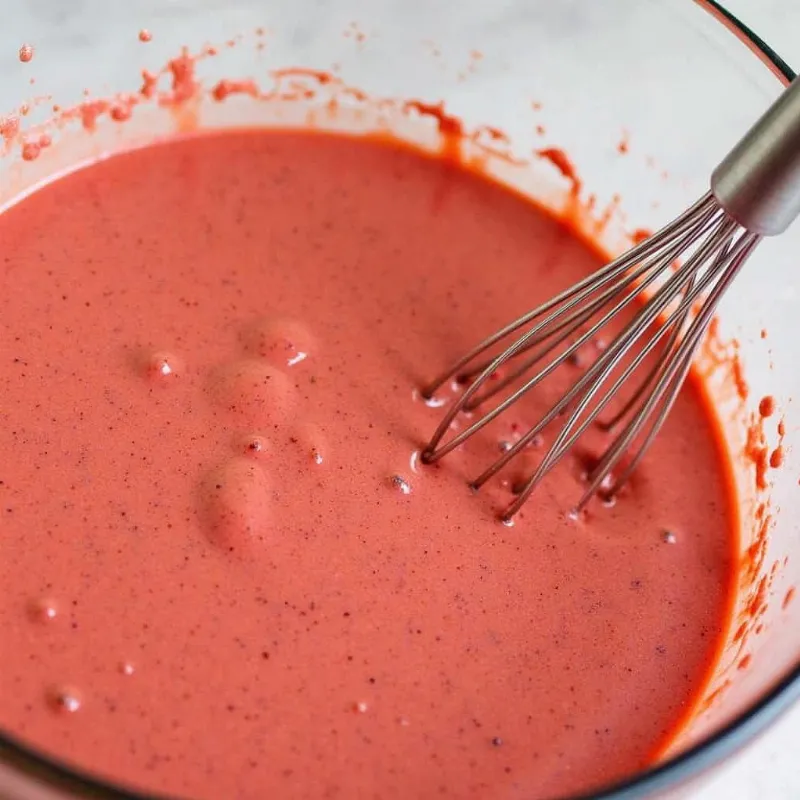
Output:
[{"xmin": 421, "ymin": 75, "xmax": 800, "ymax": 523}]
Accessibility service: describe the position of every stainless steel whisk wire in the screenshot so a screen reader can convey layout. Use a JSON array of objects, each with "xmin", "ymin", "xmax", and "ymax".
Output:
[{"xmin": 421, "ymin": 75, "xmax": 800, "ymax": 522}]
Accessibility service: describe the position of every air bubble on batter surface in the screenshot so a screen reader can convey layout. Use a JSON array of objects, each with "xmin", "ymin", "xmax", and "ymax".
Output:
[
  {"xmin": 199, "ymin": 457, "xmax": 271, "ymax": 548},
  {"xmin": 238, "ymin": 433, "xmax": 270, "ymax": 458},
  {"xmin": 291, "ymin": 423, "xmax": 327, "ymax": 466},
  {"xmin": 27, "ymin": 597, "xmax": 59, "ymax": 624},
  {"xmin": 47, "ymin": 685, "xmax": 82, "ymax": 714},
  {"xmin": 388, "ymin": 474, "xmax": 412, "ymax": 495},
  {"xmin": 141, "ymin": 350, "xmax": 185, "ymax": 383},
  {"xmin": 239, "ymin": 315, "xmax": 315, "ymax": 368}
]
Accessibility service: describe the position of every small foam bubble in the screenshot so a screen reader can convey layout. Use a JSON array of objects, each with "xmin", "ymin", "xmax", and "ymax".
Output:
[
  {"xmin": 28, "ymin": 597, "xmax": 58, "ymax": 623},
  {"xmin": 412, "ymin": 387, "xmax": 446, "ymax": 408},
  {"xmin": 662, "ymin": 530, "xmax": 677, "ymax": 544},
  {"xmin": 601, "ymin": 494, "xmax": 617, "ymax": 508},
  {"xmin": 389, "ymin": 475, "xmax": 411, "ymax": 495},
  {"xmin": 355, "ymin": 701, "xmax": 369, "ymax": 713},
  {"xmin": 292, "ymin": 423, "xmax": 326, "ymax": 466},
  {"xmin": 424, "ymin": 394, "xmax": 447, "ymax": 408},
  {"xmin": 240, "ymin": 316, "xmax": 314, "ymax": 368},
  {"xmin": 119, "ymin": 662, "xmax": 135, "ymax": 676},
  {"xmin": 47, "ymin": 686, "xmax": 82, "ymax": 714},
  {"xmin": 239, "ymin": 433, "xmax": 269, "ymax": 457},
  {"xmin": 199, "ymin": 458, "xmax": 271, "ymax": 548},
  {"xmin": 143, "ymin": 351, "xmax": 184, "ymax": 383}
]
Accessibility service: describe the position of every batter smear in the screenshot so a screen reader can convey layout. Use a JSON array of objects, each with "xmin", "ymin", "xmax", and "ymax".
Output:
[{"xmin": 0, "ymin": 130, "xmax": 736, "ymax": 800}]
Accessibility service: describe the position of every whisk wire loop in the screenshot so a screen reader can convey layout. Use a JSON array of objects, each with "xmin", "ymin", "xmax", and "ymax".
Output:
[
  {"xmin": 421, "ymin": 193, "xmax": 717, "ymax": 399},
  {"xmin": 421, "ymin": 195, "xmax": 721, "ymax": 465},
  {"xmin": 421, "ymin": 195, "xmax": 759, "ymax": 520},
  {"xmin": 468, "ymin": 215, "xmax": 739, "ymax": 497},
  {"xmin": 581, "ymin": 233, "xmax": 759, "ymax": 508},
  {"xmin": 422, "ymin": 75, "xmax": 800, "ymax": 519},
  {"xmin": 507, "ymin": 228, "xmax": 759, "ymax": 519}
]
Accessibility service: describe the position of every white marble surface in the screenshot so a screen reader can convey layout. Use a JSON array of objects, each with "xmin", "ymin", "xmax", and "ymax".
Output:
[
  {"xmin": 0, "ymin": 2, "xmax": 797, "ymax": 800},
  {"xmin": 689, "ymin": 2, "xmax": 800, "ymax": 799}
]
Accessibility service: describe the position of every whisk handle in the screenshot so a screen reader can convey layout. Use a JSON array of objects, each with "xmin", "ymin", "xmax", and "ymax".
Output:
[{"xmin": 711, "ymin": 75, "xmax": 800, "ymax": 236}]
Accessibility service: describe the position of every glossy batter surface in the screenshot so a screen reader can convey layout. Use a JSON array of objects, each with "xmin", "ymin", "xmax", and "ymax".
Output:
[{"xmin": 0, "ymin": 131, "xmax": 735, "ymax": 799}]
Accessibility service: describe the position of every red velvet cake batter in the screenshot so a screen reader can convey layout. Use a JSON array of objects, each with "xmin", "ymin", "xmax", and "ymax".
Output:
[{"xmin": 0, "ymin": 130, "xmax": 736, "ymax": 799}]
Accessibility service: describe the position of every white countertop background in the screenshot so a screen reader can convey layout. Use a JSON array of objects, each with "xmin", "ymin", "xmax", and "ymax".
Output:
[
  {"xmin": 687, "ymin": 2, "xmax": 799, "ymax": 799},
  {"xmin": 0, "ymin": 2, "xmax": 797, "ymax": 799}
]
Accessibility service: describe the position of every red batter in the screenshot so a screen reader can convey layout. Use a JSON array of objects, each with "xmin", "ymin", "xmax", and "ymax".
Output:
[{"xmin": 0, "ymin": 130, "xmax": 736, "ymax": 799}]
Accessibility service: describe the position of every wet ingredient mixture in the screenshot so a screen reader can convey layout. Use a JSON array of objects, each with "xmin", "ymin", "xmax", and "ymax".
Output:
[{"xmin": 0, "ymin": 130, "xmax": 736, "ymax": 800}]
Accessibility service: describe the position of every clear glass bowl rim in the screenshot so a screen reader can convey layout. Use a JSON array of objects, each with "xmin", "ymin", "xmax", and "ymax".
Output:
[{"xmin": 0, "ymin": 2, "xmax": 797, "ymax": 799}]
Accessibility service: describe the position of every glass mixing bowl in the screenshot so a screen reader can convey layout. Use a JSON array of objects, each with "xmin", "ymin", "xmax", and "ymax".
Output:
[{"xmin": 0, "ymin": 1, "xmax": 798, "ymax": 798}]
